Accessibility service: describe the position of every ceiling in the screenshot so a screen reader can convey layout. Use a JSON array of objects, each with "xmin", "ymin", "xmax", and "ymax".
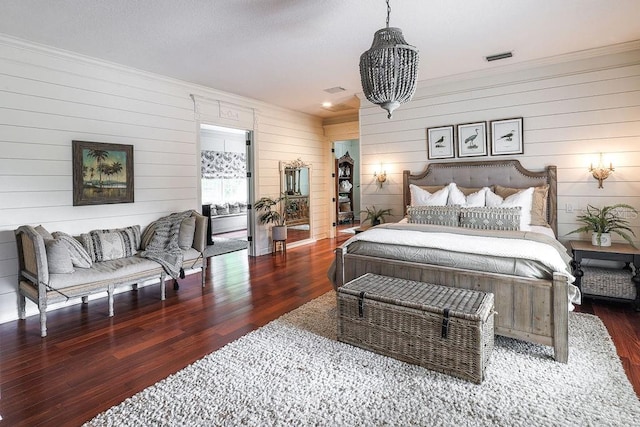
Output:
[{"xmin": 1, "ymin": 1, "xmax": 639, "ymax": 119}]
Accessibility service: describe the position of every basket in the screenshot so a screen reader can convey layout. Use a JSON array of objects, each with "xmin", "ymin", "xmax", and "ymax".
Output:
[
  {"xmin": 337, "ymin": 273, "xmax": 494, "ymax": 383},
  {"xmin": 580, "ymin": 266, "xmax": 637, "ymax": 300}
]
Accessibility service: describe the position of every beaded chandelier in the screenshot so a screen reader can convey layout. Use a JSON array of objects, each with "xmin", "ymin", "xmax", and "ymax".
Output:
[{"xmin": 359, "ymin": 0, "xmax": 419, "ymax": 119}]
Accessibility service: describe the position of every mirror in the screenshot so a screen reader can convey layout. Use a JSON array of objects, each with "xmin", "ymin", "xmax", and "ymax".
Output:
[{"xmin": 280, "ymin": 160, "xmax": 311, "ymax": 244}]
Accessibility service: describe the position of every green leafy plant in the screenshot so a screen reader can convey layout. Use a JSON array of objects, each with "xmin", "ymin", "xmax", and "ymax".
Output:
[
  {"xmin": 566, "ymin": 204, "xmax": 638, "ymax": 247},
  {"xmin": 360, "ymin": 206, "xmax": 393, "ymax": 226},
  {"xmin": 254, "ymin": 194, "xmax": 289, "ymax": 226}
]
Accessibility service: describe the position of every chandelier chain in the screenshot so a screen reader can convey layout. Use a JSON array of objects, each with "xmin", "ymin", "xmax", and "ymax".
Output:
[{"xmin": 386, "ymin": 0, "xmax": 391, "ymax": 27}]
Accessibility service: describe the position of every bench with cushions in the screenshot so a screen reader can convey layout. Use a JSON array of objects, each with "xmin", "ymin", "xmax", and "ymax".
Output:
[
  {"xmin": 208, "ymin": 202, "xmax": 248, "ymax": 234},
  {"xmin": 14, "ymin": 211, "xmax": 208, "ymax": 337}
]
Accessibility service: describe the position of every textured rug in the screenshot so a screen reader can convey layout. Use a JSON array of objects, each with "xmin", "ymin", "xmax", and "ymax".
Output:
[
  {"xmin": 203, "ymin": 237, "xmax": 248, "ymax": 257},
  {"xmin": 85, "ymin": 292, "xmax": 640, "ymax": 426}
]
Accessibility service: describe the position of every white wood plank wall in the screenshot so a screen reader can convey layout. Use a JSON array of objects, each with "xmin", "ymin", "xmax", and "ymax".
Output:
[
  {"xmin": 359, "ymin": 43, "xmax": 640, "ymax": 246},
  {"xmin": 0, "ymin": 36, "xmax": 327, "ymax": 324},
  {"xmin": 252, "ymin": 109, "xmax": 328, "ymax": 254}
]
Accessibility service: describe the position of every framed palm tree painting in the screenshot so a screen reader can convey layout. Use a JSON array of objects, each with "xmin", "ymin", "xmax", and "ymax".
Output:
[{"xmin": 72, "ymin": 140, "xmax": 134, "ymax": 206}]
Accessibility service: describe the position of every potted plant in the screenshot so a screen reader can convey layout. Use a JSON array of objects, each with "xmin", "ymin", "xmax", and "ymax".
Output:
[
  {"xmin": 254, "ymin": 195, "xmax": 288, "ymax": 240},
  {"xmin": 360, "ymin": 205, "xmax": 393, "ymax": 226},
  {"xmin": 567, "ymin": 204, "xmax": 638, "ymax": 248}
]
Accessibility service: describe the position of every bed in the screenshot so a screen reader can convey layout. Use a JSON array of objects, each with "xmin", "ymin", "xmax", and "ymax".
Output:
[{"xmin": 331, "ymin": 159, "xmax": 577, "ymax": 363}]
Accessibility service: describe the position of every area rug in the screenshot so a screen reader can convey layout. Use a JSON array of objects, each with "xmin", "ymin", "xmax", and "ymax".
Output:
[
  {"xmin": 85, "ymin": 292, "xmax": 640, "ymax": 426},
  {"xmin": 203, "ymin": 237, "xmax": 248, "ymax": 257}
]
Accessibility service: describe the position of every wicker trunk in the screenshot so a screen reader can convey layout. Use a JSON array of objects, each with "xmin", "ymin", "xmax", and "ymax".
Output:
[{"xmin": 337, "ymin": 273, "xmax": 494, "ymax": 383}]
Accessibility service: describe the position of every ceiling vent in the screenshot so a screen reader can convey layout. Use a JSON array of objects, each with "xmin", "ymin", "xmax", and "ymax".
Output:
[
  {"xmin": 485, "ymin": 51, "xmax": 513, "ymax": 62},
  {"xmin": 323, "ymin": 86, "xmax": 346, "ymax": 94}
]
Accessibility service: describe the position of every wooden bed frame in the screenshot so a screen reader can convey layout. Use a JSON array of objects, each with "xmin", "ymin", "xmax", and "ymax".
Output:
[{"xmin": 334, "ymin": 159, "xmax": 569, "ymax": 362}]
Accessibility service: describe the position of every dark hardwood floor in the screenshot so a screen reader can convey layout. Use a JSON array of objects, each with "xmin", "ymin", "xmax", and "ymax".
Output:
[{"xmin": 1, "ymin": 231, "xmax": 638, "ymax": 426}]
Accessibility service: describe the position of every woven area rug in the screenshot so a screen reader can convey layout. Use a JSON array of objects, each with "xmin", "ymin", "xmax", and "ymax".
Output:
[
  {"xmin": 203, "ymin": 237, "xmax": 247, "ymax": 257},
  {"xmin": 85, "ymin": 292, "xmax": 640, "ymax": 426}
]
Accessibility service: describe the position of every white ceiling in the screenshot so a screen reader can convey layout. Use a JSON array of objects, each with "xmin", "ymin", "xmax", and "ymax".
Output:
[{"xmin": 1, "ymin": 0, "xmax": 639, "ymax": 119}]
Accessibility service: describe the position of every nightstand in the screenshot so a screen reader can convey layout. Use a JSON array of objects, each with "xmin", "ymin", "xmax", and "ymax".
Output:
[
  {"xmin": 569, "ymin": 240, "xmax": 640, "ymax": 310},
  {"xmin": 354, "ymin": 225, "xmax": 371, "ymax": 234}
]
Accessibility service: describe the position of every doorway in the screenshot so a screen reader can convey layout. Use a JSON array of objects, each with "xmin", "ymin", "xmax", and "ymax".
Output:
[
  {"xmin": 333, "ymin": 139, "xmax": 360, "ymax": 235},
  {"xmin": 200, "ymin": 124, "xmax": 255, "ymax": 256}
]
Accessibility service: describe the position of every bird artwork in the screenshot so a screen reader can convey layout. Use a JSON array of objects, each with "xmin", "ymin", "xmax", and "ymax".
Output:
[
  {"xmin": 464, "ymin": 128, "xmax": 479, "ymax": 149},
  {"xmin": 498, "ymin": 130, "xmax": 515, "ymax": 141},
  {"xmin": 434, "ymin": 135, "xmax": 445, "ymax": 148}
]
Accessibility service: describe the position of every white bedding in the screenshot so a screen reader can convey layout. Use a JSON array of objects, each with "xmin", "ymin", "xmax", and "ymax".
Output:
[{"xmin": 346, "ymin": 224, "xmax": 579, "ymax": 308}]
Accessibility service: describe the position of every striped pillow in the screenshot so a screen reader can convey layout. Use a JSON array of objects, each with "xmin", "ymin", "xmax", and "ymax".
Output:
[
  {"xmin": 51, "ymin": 231, "xmax": 93, "ymax": 268},
  {"xmin": 407, "ymin": 206, "xmax": 461, "ymax": 227},
  {"xmin": 81, "ymin": 225, "xmax": 141, "ymax": 262},
  {"xmin": 459, "ymin": 207, "xmax": 521, "ymax": 231}
]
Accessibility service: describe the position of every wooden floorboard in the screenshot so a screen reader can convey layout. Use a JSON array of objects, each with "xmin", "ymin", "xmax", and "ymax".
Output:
[{"xmin": 1, "ymin": 232, "xmax": 638, "ymax": 426}]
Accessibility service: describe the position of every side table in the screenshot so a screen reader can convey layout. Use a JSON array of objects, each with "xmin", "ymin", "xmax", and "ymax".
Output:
[
  {"xmin": 354, "ymin": 225, "xmax": 370, "ymax": 234},
  {"xmin": 569, "ymin": 240, "xmax": 640, "ymax": 310},
  {"xmin": 272, "ymin": 239, "xmax": 286, "ymax": 256}
]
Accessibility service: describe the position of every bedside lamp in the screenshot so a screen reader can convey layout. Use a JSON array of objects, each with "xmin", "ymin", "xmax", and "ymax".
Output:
[{"xmin": 589, "ymin": 153, "xmax": 614, "ymax": 189}]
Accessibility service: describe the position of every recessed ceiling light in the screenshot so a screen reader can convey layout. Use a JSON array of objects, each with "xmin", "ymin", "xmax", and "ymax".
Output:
[
  {"xmin": 324, "ymin": 86, "xmax": 346, "ymax": 94},
  {"xmin": 485, "ymin": 51, "xmax": 513, "ymax": 62},
  {"xmin": 322, "ymin": 102, "xmax": 333, "ymax": 108}
]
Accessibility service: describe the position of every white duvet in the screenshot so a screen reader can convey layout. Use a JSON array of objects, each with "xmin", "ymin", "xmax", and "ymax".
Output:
[{"xmin": 346, "ymin": 227, "xmax": 580, "ymax": 308}]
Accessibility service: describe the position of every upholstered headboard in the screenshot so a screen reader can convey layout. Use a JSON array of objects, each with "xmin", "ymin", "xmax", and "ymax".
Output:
[{"xmin": 402, "ymin": 159, "xmax": 558, "ymax": 235}]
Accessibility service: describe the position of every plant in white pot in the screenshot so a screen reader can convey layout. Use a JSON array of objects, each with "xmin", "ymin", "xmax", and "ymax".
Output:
[
  {"xmin": 567, "ymin": 204, "xmax": 638, "ymax": 248},
  {"xmin": 254, "ymin": 194, "xmax": 288, "ymax": 241}
]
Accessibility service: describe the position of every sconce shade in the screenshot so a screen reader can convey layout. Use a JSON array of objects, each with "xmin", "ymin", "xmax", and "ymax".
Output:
[{"xmin": 360, "ymin": 27, "xmax": 419, "ymax": 119}]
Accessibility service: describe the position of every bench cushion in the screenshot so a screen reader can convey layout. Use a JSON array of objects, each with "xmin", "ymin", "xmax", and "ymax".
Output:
[{"xmin": 49, "ymin": 255, "xmax": 160, "ymax": 289}]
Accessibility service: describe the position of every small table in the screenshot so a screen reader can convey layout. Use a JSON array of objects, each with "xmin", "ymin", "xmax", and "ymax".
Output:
[
  {"xmin": 569, "ymin": 240, "xmax": 640, "ymax": 310},
  {"xmin": 272, "ymin": 239, "xmax": 286, "ymax": 256},
  {"xmin": 354, "ymin": 225, "xmax": 371, "ymax": 234}
]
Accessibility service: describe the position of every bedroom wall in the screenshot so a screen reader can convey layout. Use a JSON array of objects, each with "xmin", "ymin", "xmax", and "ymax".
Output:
[
  {"xmin": 0, "ymin": 35, "xmax": 327, "ymax": 324},
  {"xmin": 359, "ymin": 41, "xmax": 640, "ymax": 245}
]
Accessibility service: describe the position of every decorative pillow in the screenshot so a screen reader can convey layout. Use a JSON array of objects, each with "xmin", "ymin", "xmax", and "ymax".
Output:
[
  {"xmin": 460, "ymin": 207, "xmax": 521, "ymax": 231},
  {"xmin": 416, "ymin": 185, "xmax": 446, "ymax": 194},
  {"xmin": 35, "ymin": 225, "xmax": 54, "ymax": 240},
  {"xmin": 409, "ymin": 184, "xmax": 449, "ymax": 206},
  {"xmin": 407, "ymin": 206, "xmax": 461, "ymax": 227},
  {"xmin": 228, "ymin": 202, "xmax": 240, "ymax": 214},
  {"xmin": 447, "ymin": 183, "xmax": 487, "ymax": 207},
  {"xmin": 486, "ymin": 187, "xmax": 534, "ymax": 231},
  {"xmin": 140, "ymin": 223, "xmax": 156, "ymax": 250},
  {"xmin": 215, "ymin": 203, "xmax": 229, "ymax": 215},
  {"xmin": 178, "ymin": 216, "xmax": 196, "ymax": 250},
  {"xmin": 81, "ymin": 225, "xmax": 141, "ymax": 262},
  {"xmin": 494, "ymin": 184, "xmax": 549, "ymax": 227},
  {"xmin": 45, "ymin": 238, "xmax": 74, "ymax": 274},
  {"xmin": 457, "ymin": 185, "xmax": 491, "ymax": 196},
  {"xmin": 51, "ymin": 231, "xmax": 93, "ymax": 268}
]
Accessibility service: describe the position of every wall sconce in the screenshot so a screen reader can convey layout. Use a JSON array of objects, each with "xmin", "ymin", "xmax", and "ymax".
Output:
[
  {"xmin": 374, "ymin": 167, "xmax": 387, "ymax": 188},
  {"xmin": 589, "ymin": 153, "xmax": 614, "ymax": 189}
]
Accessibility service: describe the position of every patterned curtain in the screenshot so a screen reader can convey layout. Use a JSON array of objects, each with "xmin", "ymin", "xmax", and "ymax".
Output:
[{"xmin": 201, "ymin": 151, "xmax": 246, "ymax": 179}]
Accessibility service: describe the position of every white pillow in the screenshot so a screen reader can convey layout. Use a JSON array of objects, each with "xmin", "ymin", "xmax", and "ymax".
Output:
[
  {"xmin": 447, "ymin": 183, "xmax": 487, "ymax": 207},
  {"xmin": 486, "ymin": 187, "xmax": 534, "ymax": 231},
  {"xmin": 409, "ymin": 184, "xmax": 449, "ymax": 206}
]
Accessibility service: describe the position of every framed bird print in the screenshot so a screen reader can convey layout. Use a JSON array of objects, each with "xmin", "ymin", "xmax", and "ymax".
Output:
[
  {"xmin": 457, "ymin": 122, "xmax": 487, "ymax": 157},
  {"xmin": 426, "ymin": 125, "xmax": 455, "ymax": 159},
  {"xmin": 490, "ymin": 117, "xmax": 524, "ymax": 156}
]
